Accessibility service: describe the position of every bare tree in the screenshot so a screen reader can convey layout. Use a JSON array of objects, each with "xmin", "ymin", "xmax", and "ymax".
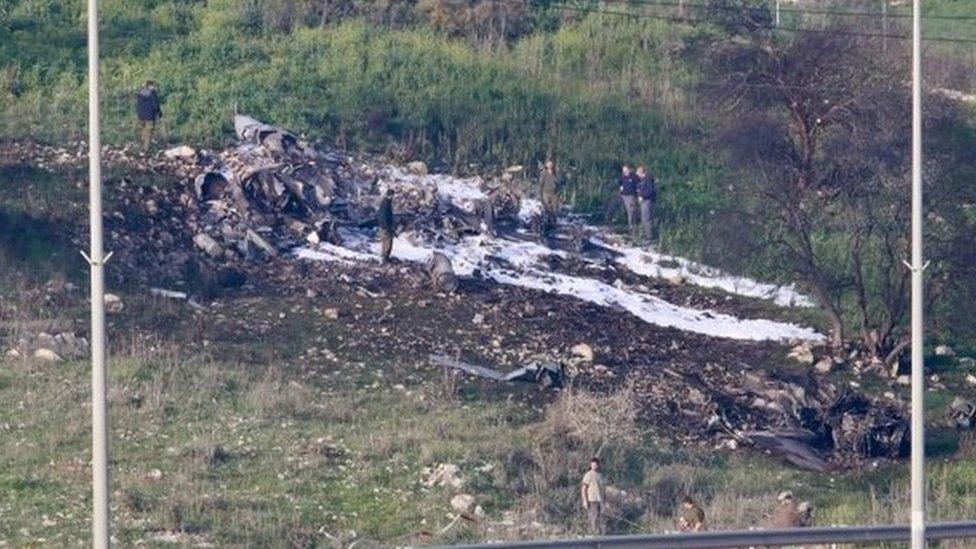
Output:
[{"xmin": 700, "ymin": 19, "xmax": 974, "ymax": 366}]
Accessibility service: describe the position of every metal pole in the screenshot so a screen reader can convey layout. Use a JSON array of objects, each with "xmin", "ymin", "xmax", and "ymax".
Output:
[
  {"xmin": 883, "ymin": 1, "xmax": 888, "ymax": 52},
  {"xmin": 910, "ymin": 0, "xmax": 926, "ymax": 547},
  {"xmin": 87, "ymin": 0, "xmax": 111, "ymax": 546},
  {"xmin": 775, "ymin": 0, "xmax": 780, "ymax": 27}
]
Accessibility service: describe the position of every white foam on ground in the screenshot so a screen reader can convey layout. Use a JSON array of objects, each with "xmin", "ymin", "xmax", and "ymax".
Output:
[
  {"xmin": 294, "ymin": 165, "xmax": 822, "ymax": 342},
  {"xmin": 298, "ymin": 230, "xmax": 822, "ymax": 342},
  {"xmin": 592, "ymin": 235, "xmax": 814, "ymax": 308},
  {"xmin": 377, "ymin": 166, "xmax": 487, "ymax": 213}
]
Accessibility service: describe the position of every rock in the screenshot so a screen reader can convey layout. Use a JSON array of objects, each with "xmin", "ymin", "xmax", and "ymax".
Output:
[
  {"xmin": 424, "ymin": 463, "xmax": 463, "ymax": 489},
  {"xmin": 966, "ymin": 374, "xmax": 976, "ymax": 386},
  {"xmin": 950, "ymin": 397, "xmax": 976, "ymax": 429},
  {"xmin": 33, "ymin": 348, "xmax": 63, "ymax": 362},
  {"xmin": 472, "ymin": 313, "xmax": 485, "ymax": 325},
  {"xmin": 427, "ymin": 252, "xmax": 458, "ymax": 293},
  {"xmin": 306, "ymin": 231, "xmax": 321, "ymax": 245},
  {"xmin": 193, "ymin": 233, "xmax": 224, "ymax": 259},
  {"xmin": 571, "ymin": 343, "xmax": 595, "ymax": 363},
  {"xmin": 407, "ymin": 160, "xmax": 428, "ymax": 175},
  {"xmin": 450, "ymin": 493, "xmax": 476, "ymax": 514},
  {"xmin": 666, "ymin": 272, "xmax": 686, "ymax": 286},
  {"xmin": 935, "ymin": 345, "xmax": 956, "ymax": 357},
  {"xmin": 323, "ymin": 308, "xmax": 340, "ymax": 320},
  {"xmin": 5, "ymin": 348, "xmax": 21, "ymax": 358},
  {"xmin": 789, "ymin": 344, "xmax": 815, "ymax": 365},
  {"xmin": 474, "ymin": 505, "xmax": 486, "ymax": 518},
  {"xmin": 104, "ymin": 294, "xmax": 124, "ymax": 314},
  {"xmin": 147, "ymin": 469, "xmax": 163, "ymax": 482},
  {"xmin": 896, "ymin": 375, "xmax": 911, "ymax": 386},
  {"xmin": 163, "ymin": 145, "xmax": 196, "ymax": 160},
  {"xmin": 813, "ymin": 358, "xmax": 834, "ymax": 374}
]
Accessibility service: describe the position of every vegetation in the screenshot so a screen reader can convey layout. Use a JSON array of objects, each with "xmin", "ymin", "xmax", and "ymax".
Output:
[
  {"xmin": 3, "ymin": 0, "xmax": 976, "ymax": 533},
  {"xmin": 698, "ymin": 15, "xmax": 976, "ymax": 362}
]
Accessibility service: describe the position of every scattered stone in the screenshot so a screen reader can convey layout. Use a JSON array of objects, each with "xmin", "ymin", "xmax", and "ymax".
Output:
[
  {"xmin": 813, "ymin": 358, "xmax": 834, "ymax": 374},
  {"xmin": 896, "ymin": 375, "xmax": 911, "ymax": 386},
  {"xmin": 407, "ymin": 160, "xmax": 428, "ymax": 175},
  {"xmin": 666, "ymin": 272, "xmax": 686, "ymax": 286},
  {"xmin": 163, "ymin": 145, "xmax": 196, "ymax": 160},
  {"xmin": 450, "ymin": 493, "xmax": 476, "ymax": 515},
  {"xmin": 950, "ymin": 397, "xmax": 976, "ymax": 429},
  {"xmin": 148, "ymin": 469, "xmax": 164, "ymax": 482},
  {"xmin": 33, "ymin": 348, "xmax": 63, "ymax": 362},
  {"xmin": 424, "ymin": 463, "xmax": 463, "ymax": 490},
  {"xmin": 788, "ymin": 344, "xmax": 814, "ymax": 365},
  {"xmin": 571, "ymin": 343, "xmax": 595, "ymax": 363},
  {"xmin": 104, "ymin": 293, "xmax": 124, "ymax": 314},
  {"xmin": 966, "ymin": 374, "xmax": 976, "ymax": 386},
  {"xmin": 472, "ymin": 313, "xmax": 485, "ymax": 325},
  {"xmin": 323, "ymin": 308, "xmax": 340, "ymax": 320},
  {"xmin": 935, "ymin": 345, "xmax": 956, "ymax": 357},
  {"xmin": 427, "ymin": 252, "xmax": 458, "ymax": 293}
]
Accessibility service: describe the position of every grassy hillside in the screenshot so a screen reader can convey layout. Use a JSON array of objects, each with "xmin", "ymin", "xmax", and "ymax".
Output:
[
  {"xmin": 3, "ymin": 163, "xmax": 976, "ymax": 547},
  {"xmin": 0, "ymin": 2, "xmax": 715, "ymax": 231}
]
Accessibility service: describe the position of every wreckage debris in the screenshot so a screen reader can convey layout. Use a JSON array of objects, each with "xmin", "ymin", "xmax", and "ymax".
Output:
[
  {"xmin": 6, "ymin": 118, "xmax": 919, "ymax": 472},
  {"xmin": 427, "ymin": 252, "xmax": 458, "ymax": 293},
  {"xmin": 950, "ymin": 397, "xmax": 976, "ymax": 429},
  {"xmin": 429, "ymin": 355, "xmax": 566, "ymax": 389}
]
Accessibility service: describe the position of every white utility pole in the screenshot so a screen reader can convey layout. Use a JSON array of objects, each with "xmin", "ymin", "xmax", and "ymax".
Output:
[
  {"xmin": 775, "ymin": 0, "xmax": 781, "ymax": 27},
  {"xmin": 910, "ymin": 0, "xmax": 926, "ymax": 547},
  {"xmin": 86, "ymin": 0, "xmax": 111, "ymax": 546},
  {"xmin": 883, "ymin": 1, "xmax": 889, "ymax": 52}
]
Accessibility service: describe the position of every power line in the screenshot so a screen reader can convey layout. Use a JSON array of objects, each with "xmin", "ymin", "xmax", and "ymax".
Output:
[
  {"xmin": 513, "ymin": 0, "xmax": 976, "ymax": 44},
  {"xmin": 584, "ymin": 0, "xmax": 976, "ymax": 22}
]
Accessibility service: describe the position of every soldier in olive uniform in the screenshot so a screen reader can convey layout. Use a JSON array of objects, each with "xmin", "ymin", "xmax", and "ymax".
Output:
[
  {"xmin": 676, "ymin": 494, "xmax": 707, "ymax": 532},
  {"xmin": 538, "ymin": 160, "xmax": 562, "ymax": 239},
  {"xmin": 377, "ymin": 187, "xmax": 395, "ymax": 263}
]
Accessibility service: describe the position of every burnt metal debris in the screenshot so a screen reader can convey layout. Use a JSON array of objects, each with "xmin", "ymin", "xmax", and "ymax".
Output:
[
  {"xmin": 2, "ymin": 116, "xmax": 918, "ymax": 471},
  {"xmin": 430, "ymin": 354, "xmax": 566, "ymax": 389}
]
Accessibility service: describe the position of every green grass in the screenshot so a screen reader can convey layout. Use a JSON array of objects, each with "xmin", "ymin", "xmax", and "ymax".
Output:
[{"xmin": 2, "ymin": 275, "xmax": 976, "ymax": 546}]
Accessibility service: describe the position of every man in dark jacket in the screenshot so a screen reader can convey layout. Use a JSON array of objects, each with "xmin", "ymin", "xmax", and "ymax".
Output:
[
  {"xmin": 635, "ymin": 165, "xmax": 656, "ymax": 246},
  {"xmin": 377, "ymin": 187, "xmax": 395, "ymax": 263},
  {"xmin": 618, "ymin": 164, "xmax": 638, "ymax": 236},
  {"xmin": 136, "ymin": 80, "xmax": 163, "ymax": 153}
]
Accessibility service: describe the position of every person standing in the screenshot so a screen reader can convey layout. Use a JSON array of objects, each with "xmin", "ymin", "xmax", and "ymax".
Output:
[
  {"xmin": 135, "ymin": 80, "xmax": 163, "ymax": 153},
  {"xmin": 377, "ymin": 187, "xmax": 395, "ymax": 263},
  {"xmin": 635, "ymin": 165, "xmax": 657, "ymax": 246},
  {"xmin": 580, "ymin": 457, "xmax": 607, "ymax": 535},
  {"xmin": 538, "ymin": 160, "xmax": 562, "ymax": 238},
  {"xmin": 618, "ymin": 164, "xmax": 638, "ymax": 236}
]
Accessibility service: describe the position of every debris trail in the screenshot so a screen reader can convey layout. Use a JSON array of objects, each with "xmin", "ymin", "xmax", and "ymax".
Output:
[{"xmin": 298, "ymin": 230, "xmax": 824, "ymax": 342}]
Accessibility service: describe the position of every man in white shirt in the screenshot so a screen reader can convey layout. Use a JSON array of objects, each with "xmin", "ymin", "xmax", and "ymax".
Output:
[{"xmin": 580, "ymin": 457, "xmax": 607, "ymax": 534}]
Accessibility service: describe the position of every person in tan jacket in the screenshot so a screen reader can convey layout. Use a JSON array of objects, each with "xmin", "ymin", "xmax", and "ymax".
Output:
[{"xmin": 580, "ymin": 457, "xmax": 607, "ymax": 534}]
